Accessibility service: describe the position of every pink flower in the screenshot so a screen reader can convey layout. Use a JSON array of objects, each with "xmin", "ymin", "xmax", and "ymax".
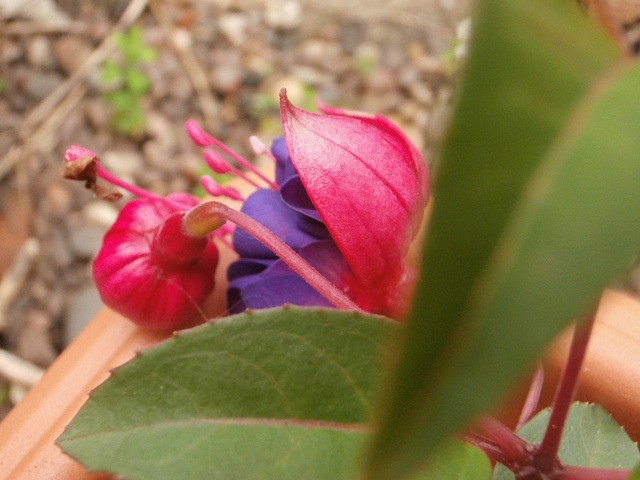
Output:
[
  {"xmin": 278, "ymin": 91, "xmax": 429, "ymax": 314},
  {"xmin": 64, "ymin": 146, "xmax": 219, "ymax": 330}
]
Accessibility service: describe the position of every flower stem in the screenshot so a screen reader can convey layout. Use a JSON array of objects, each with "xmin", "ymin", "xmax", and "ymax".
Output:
[
  {"xmin": 534, "ymin": 298, "xmax": 600, "ymax": 472},
  {"xmin": 96, "ymin": 164, "xmax": 163, "ymax": 201},
  {"xmin": 560, "ymin": 466, "xmax": 632, "ymax": 480},
  {"xmin": 183, "ymin": 201, "xmax": 361, "ymax": 311}
]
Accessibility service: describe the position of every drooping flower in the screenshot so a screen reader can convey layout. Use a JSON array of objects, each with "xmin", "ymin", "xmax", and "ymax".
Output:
[
  {"xmin": 64, "ymin": 146, "xmax": 220, "ymax": 330},
  {"xmin": 65, "ymin": 89, "xmax": 429, "ymax": 327},
  {"xmin": 217, "ymin": 90, "xmax": 430, "ymax": 316}
]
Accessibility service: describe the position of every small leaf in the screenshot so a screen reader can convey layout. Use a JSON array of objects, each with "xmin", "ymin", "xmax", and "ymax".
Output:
[
  {"xmin": 101, "ymin": 60, "xmax": 124, "ymax": 84},
  {"xmin": 58, "ymin": 307, "xmax": 397, "ymax": 480},
  {"xmin": 493, "ymin": 403, "xmax": 640, "ymax": 479},
  {"xmin": 125, "ymin": 67, "xmax": 151, "ymax": 94}
]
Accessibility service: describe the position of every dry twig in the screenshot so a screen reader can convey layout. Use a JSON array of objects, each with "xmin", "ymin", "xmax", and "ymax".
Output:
[
  {"xmin": 148, "ymin": 0, "xmax": 219, "ymax": 132},
  {"xmin": 0, "ymin": 348, "xmax": 44, "ymax": 388},
  {"xmin": 0, "ymin": 20, "xmax": 91, "ymax": 36},
  {"xmin": 0, "ymin": 238, "xmax": 40, "ymax": 331}
]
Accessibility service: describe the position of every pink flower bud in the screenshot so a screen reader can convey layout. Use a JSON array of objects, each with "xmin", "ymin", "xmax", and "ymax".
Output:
[
  {"xmin": 93, "ymin": 193, "xmax": 219, "ymax": 330},
  {"xmin": 279, "ymin": 90, "xmax": 429, "ymax": 312}
]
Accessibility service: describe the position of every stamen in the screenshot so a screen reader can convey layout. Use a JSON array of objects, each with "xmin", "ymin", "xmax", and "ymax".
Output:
[
  {"xmin": 249, "ymin": 135, "xmax": 277, "ymax": 162},
  {"xmin": 203, "ymin": 149, "xmax": 262, "ymax": 189},
  {"xmin": 186, "ymin": 120, "xmax": 279, "ymax": 190},
  {"xmin": 95, "ymin": 164, "xmax": 164, "ymax": 201},
  {"xmin": 200, "ymin": 175, "xmax": 246, "ymax": 202},
  {"xmin": 183, "ymin": 201, "xmax": 361, "ymax": 311}
]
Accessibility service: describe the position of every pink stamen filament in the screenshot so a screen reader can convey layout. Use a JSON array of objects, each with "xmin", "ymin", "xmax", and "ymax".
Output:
[
  {"xmin": 203, "ymin": 149, "xmax": 262, "ymax": 189},
  {"xmin": 96, "ymin": 163, "xmax": 164, "ymax": 201},
  {"xmin": 187, "ymin": 120, "xmax": 279, "ymax": 190},
  {"xmin": 249, "ymin": 135, "xmax": 277, "ymax": 162},
  {"xmin": 183, "ymin": 200, "xmax": 360, "ymax": 311}
]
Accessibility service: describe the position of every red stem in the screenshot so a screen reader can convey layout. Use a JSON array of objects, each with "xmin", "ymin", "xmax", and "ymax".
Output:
[
  {"xmin": 534, "ymin": 299, "xmax": 600, "ymax": 471},
  {"xmin": 560, "ymin": 465, "xmax": 631, "ymax": 480},
  {"xmin": 183, "ymin": 201, "xmax": 361, "ymax": 311}
]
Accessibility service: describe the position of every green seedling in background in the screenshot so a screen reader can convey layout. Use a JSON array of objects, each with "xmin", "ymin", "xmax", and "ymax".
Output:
[{"xmin": 102, "ymin": 26, "xmax": 157, "ymax": 138}]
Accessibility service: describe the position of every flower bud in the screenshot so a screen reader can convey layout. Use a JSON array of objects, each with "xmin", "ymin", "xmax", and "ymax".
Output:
[{"xmin": 93, "ymin": 194, "xmax": 219, "ymax": 330}]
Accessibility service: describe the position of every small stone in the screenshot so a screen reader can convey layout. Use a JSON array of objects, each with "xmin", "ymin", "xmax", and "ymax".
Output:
[
  {"xmin": 210, "ymin": 63, "xmax": 242, "ymax": 94},
  {"xmin": 218, "ymin": 13, "xmax": 248, "ymax": 46},
  {"xmin": 101, "ymin": 150, "xmax": 144, "ymax": 180},
  {"xmin": 64, "ymin": 285, "xmax": 104, "ymax": 346},
  {"xmin": 24, "ymin": 72, "xmax": 64, "ymax": 100},
  {"xmin": 168, "ymin": 74, "xmax": 194, "ymax": 101},
  {"xmin": 84, "ymin": 97, "xmax": 111, "ymax": 130},
  {"xmin": 0, "ymin": 39, "xmax": 22, "ymax": 64},
  {"xmin": 264, "ymin": 0, "xmax": 302, "ymax": 30},
  {"xmin": 45, "ymin": 181, "xmax": 74, "ymax": 216},
  {"xmin": 52, "ymin": 35, "xmax": 94, "ymax": 74},
  {"xmin": 408, "ymin": 82, "xmax": 435, "ymax": 106},
  {"xmin": 49, "ymin": 229, "xmax": 74, "ymax": 268},
  {"xmin": 16, "ymin": 310, "xmax": 57, "ymax": 367},
  {"xmin": 367, "ymin": 67, "xmax": 397, "ymax": 92},
  {"xmin": 69, "ymin": 224, "xmax": 106, "ymax": 259},
  {"xmin": 26, "ymin": 36, "xmax": 54, "ymax": 68},
  {"xmin": 82, "ymin": 201, "xmax": 119, "ymax": 229}
]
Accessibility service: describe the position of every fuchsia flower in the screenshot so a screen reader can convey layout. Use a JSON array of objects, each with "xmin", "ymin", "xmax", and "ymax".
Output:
[
  {"xmin": 192, "ymin": 90, "xmax": 429, "ymax": 316},
  {"xmin": 64, "ymin": 89, "xmax": 429, "ymax": 329}
]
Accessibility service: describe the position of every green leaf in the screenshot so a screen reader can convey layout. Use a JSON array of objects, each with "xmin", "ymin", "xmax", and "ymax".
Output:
[
  {"xmin": 365, "ymin": 0, "xmax": 637, "ymax": 478},
  {"xmin": 423, "ymin": 439, "xmax": 492, "ymax": 480},
  {"xmin": 58, "ymin": 307, "xmax": 398, "ymax": 480},
  {"xmin": 493, "ymin": 403, "xmax": 640, "ymax": 479},
  {"xmin": 101, "ymin": 60, "xmax": 124, "ymax": 85},
  {"xmin": 125, "ymin": 67, "xmax": 151, "ymax": 94}
]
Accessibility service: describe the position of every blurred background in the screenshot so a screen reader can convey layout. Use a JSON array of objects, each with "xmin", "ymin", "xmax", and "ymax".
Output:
[{"xmin": 0, "ymin": 0, "xmax": 469, "ymax": 417}]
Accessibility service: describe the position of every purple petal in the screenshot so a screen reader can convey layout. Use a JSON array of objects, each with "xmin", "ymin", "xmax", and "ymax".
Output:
[
  {"xmin": 271, "ymin": 136, "xmax": 298, "ymax": 186},
  {"xmin": 280, "ymin": 174, "xmax": 323, "ymax": 223},
  {"xmin": 227, "ymin": 257, "xmax": 274, "ymax": 282},
  {"xmin": 232, "ymin": 188, "xmax": 322, "ymax": 259},
  {"xmin": 227, "ymin": 240, "xmax": 351, "ymax": 313}
]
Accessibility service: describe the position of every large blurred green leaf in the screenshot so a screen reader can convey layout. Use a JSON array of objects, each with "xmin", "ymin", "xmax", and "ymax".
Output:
[
  {"xmin": 58, "ymin": 307, "xmax": 392, "ymax": 480},
  {"xmin": 58, "ymin": 307, "xmax": 492, "ymax": 480},
  {"xmin": 365, "ymin": 0, "xmax": 640, "ymax": 478},
  {"xmin": 493, "ymin": 403, "xmax": 639, "ymax": 479}
]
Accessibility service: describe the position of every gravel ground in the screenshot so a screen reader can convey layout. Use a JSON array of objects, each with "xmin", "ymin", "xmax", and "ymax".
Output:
[{"xmin": 0, "ymin": 0, "xmax": 467, "ymax": 416}]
